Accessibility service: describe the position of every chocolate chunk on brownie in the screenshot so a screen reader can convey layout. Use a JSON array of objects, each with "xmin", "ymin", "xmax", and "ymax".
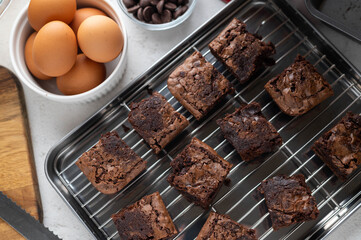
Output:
[
  {"xmin": 76, "ymin": 131, "xmax": 146, "ymax": 195},
  {"xmin": 217, "ymin": 102, "xmax": 282, "ymax": 162},
  {"xmin": 197, "ymin": 212, "xmax": 258, "ymax": 240},
  {"xmin": 258, "ymin": 174, "xmax": 319, "ymax": 230},
  {"xmin": 112, "ymin": 192, "xmax": 178, "ymax": 240},
  {"xmin": 167, "ymin": 51, "xmax": 233, "ymax": 120},
  {"xmin": 128, "ymin": 92, "xmax": 189, "ymax": 154},
  {"xmin": 312, "ymin": 112, "xmax": 361, "ymax": 180},
  {"xmin": 167, "ymin": 137, "xmax": 232, "ymax": 208},
  {"xmin": 209, "ymin": 18, "xmax": 275, "ymax": 84},
  {"xmin": 265, "ymin": 55, "xmax": 333, "ymax": 116}
]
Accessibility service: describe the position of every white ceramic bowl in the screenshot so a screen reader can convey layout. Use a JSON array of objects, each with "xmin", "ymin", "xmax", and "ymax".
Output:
[
  {"xmin": 118, "ymin": 0, "xmax": 197, "ymax": 31},
  {"xmin": 10, "ymin": 0, "xmax": 128, "ymax": 103}
]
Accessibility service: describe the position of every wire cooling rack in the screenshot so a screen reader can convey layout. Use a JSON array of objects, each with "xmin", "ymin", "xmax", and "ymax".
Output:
[{"xmin": 46, "ymin": 0, "xmax": 361, "ymax": 239}]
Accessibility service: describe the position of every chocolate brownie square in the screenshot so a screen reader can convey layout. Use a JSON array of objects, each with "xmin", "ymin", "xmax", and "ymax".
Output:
[
  {"xmin": 167, "ymin": 137, "xmax": 232, "ymax": 208},
  {"xmin": 197, "ymin": 212, "xmax": 257, "ymax": 240},
  {"xmin": 76, "ymin": 131, "xmax": 146, "ymax": 195},
  {"xmin": 265, "ymin": 55, "xmax": 333, "ymax": 116},
  {"xmin": 258, "ymin": 174, "xmax": 319, "ymax": 230},
  {"xmin": 111, "ymin": 192, "xmax": 178, "ymax": 240},
  {"xmin": 167, "ymin": 51, "xmax": 233, "ymax": 120},
  {"xmin": 216, "ymin": 102, "xmax": 282, "ymax": 162},
  {"xmin": 209, "ymin": 18, "xmax": 275, "ymax": 84},
  {"xmin": 128, "ymin": 92, "xmax": 189, "ymax": 154},
  {"xmin": 312, "ymin": 112, "xmax": 361, "ymax": 180}
]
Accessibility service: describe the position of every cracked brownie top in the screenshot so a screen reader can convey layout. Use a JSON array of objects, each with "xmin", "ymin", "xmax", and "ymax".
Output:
[
  {"xmin": 209, "ymin": 18, "xmax": 275, "ymax": 84},
  {"xmin": 217, "ymin": 102, "xmax": 282, "ymax": 162},
  {"xmin": 196, "ymin": 212, "xmax": 257, "ymax": 240},
  {"xmin": 167, "ymin": 51, "xmax": 232, "ymax": 120},
  {"xmin": 76, "ymin": 131, "xmax": 146, "ymax": 194},
  {"xmin": 112, "ymin": 192, "xmax": 178, "ymax": 240},
  {"xmin": 265, "ymin": 55, "xmax": 333, "ymax": 116},
  {"xmin": 128, "ymin": 92, "xmax": 189, "ymax": 154},
  {"xmin": 312, "ymin": 112, "xmax": 361, "ymax": 180},
  {"xmin": 258, "ymin": 174, "xmax": 319, "ymax": 230},
  {"xmin": 167, "ymin": 137, "xmax": 232, "ymax": 208}
]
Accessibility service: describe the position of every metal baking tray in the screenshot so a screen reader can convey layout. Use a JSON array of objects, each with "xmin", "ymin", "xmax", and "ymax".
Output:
[
  {"xmin": 45, "ymin": 0, "xmax": 361, "ymax": 239},
  {"xmin": 305, "ymin": 0, "xmax": 361, "ymax": 42}
]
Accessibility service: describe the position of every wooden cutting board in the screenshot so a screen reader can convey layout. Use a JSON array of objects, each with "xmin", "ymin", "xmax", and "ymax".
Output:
[{"xmin": 0, "ymin": 67, "xmax": 42, "ymax": 239}]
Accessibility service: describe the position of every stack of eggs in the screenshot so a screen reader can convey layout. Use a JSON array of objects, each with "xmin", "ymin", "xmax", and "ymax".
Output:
[{"xmin": 25, "ymin": 0, "xmax": 124, "ymax": 95}]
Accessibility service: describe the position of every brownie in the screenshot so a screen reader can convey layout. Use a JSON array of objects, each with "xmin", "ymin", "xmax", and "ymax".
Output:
[
  {"xmin": 216, "ymin": 102, "xmax": 282, "ymax": 162},
  {"xmin": 258, "ymin": 174, "xmax": 319, "ymax": 230},
  {"xmin": 167, "ymin": 137, "xmax": 232, "ymax": 208},
  {"xmin": 265, "ymin": 55, "xmax": 334, "ymax": 116},
  {"xmin": 167, "ymin": 51, "xmax": 233, "ymax": 120},
  {"xmin": 111, "ymin": 192, "xmax": 178, "ymax": 240},
  {"xmin": 209, "ymin": 18, "xmax": 275, "ymax": 84},
  {"xmin": 312, "ymin": 112, "xmax": 361, "ymax": 180},
  {"xmin": 128, "ymin": 92, "xmax": 189, "ymax": 154},
  {"xmin": 76, "ymin": 131, "xmax": 146, "ymax": 195},
  {"xmin": 197, "ymin": 212, "xmax": 257, "ymax": 240}
]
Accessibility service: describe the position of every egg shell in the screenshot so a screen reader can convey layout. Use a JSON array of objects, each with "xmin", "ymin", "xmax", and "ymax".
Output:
[
  {"xmin": 33, "ymin": 21, "xmax": 77, "ymax": 77},
  {"xmin": 70, "ymin": 8, "xmax": 107, "ymax": 35},
  {"xmin": 77, "ymin": 15, "xmax": 124, "ymax": 63},
  {"xmin": 24, "ymin": 32, "xmax": 51, "ymax": 80},
  {"xmin": 56, "ymin": 54, "xmax": 106, "ymax": 95},
  {"xmin": 28, "ymin": 0, "xmax": 76, "ymax": 31}
]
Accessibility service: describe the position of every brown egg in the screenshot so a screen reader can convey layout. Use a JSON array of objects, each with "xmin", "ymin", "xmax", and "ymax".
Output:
[
  {"xmin": 28, "ymin": 0, "xmax": 76, "ymax": 31},
  {"xmin": 56, "ymin": 54, "xmax": 106, "ymax": 95},
  {"xmin": 78, "ymin": 15, "xmax": 124, "ymax": 63},
  {"xmin": 24, "ymin": 32, "xmax": 51, "ymax": 80},
  {"xmin": 33, "ymin": 21, "xmax": 77, "ymax": 77},
  {"xmin": 70, "ymin": 8, "xmax": 106, "ymax": 35}
]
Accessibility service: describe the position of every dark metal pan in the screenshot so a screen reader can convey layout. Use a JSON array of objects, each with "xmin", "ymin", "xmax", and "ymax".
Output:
[{"xmin": 305, "ymin": 0, "xmax": 361, "ymax": 42}]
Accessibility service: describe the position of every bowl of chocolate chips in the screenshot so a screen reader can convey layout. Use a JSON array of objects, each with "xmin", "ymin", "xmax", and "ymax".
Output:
[{"xmin": 118, "ymin": 0, "xmax": 197, "ymax": 30}]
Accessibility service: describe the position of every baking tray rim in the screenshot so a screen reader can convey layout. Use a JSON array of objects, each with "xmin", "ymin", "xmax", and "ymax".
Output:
[
  {"xmin": 305, "ymin": 0, "xmax": 361, "ymax": 43},
  {"xmin": 45, "ymin": 0, "xmax": 361, "ymax": 239}
]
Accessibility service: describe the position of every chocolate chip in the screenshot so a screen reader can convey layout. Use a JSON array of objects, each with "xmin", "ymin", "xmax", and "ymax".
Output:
[
  {"xmin": 127, "ymin": 4, "xmax": 140, "ymax": 13},
  {"xmin": 143, "ymin": 6, "xmax": 154, "ymax": 22},
  {"xmin": 173, "ymin": 6, "xmax": 184, "ymax": 19},
  {"xmin": 151, "ymin": 12, "xmax": 162, "ymax": 24},
  {"xmin": 164, "ymin": 2, "xmax": 177, "ymax": 10},
  {"xmin": 139, "ymin": 0, "xmax": 151, "ymax": 8},
  {"xmin": 156, "ymin": 0, "xmax": 164, "ymax": 14},
  {"xmin": 150, "ymin": 0, "xmax": 160, "ymax": 5},
  {"xmin": 123, "ymin": 0, "xmax": 137, "ymax": 8},
  {"xmin": 137, "ymin": 7, "xmax": 145, "ymax": 21},
  {"xmin": 161, "ymin": 9, "xmax": 172, "ymax": 23}
]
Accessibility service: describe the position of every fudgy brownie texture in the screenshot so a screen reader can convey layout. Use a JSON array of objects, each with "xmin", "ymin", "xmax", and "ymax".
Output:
[
  {"xmin": 167, "ymin": 51, "xmax": 233, "ymax": 120},
  {"xmin": 111, "ymin": 192, "xmax": 178, "ymax": 240},
  {"xmin": 312, "ymin": 112, "xmax": 361, "ymax": 180},
  {"xmin": 167, "ymin": 137, "xmax": 232, "ymax": 208},
  {"xmin": 196, "ymin": 212, "xmax": 258, "ymax": 240},
  {"xmin": 216, "ymin": 102, "xmax": 282, "ymax": 162},
  {"xmin": 258, "ymin": 174, "xmax": 319, "ymax": 230},
  {"xmin": 76, "ymin": 131, "xmax": 146, "ymax": 195},
  {"xmin": 209, "ymin": 18, "xmax": 275, "ymax": 84},
  {"xmin": 128, "ymin": 92, "xmax": 189, "ymax": 154},
  {"xmin": 264, "ymin": 55, "xmax": 333, "ymax": 116}
]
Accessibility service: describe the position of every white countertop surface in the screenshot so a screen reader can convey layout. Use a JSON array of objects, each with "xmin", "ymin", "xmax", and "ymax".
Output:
[{"xmin": 1, "ymin": 0, "xmax": 361, "ymax": 239}]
